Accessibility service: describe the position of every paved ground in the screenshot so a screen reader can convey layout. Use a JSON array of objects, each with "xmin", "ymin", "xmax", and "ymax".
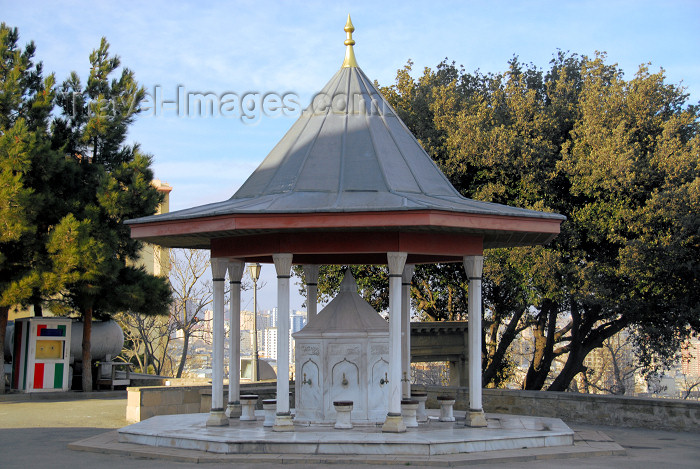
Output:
[{"xmin": 0, "ymin": 392, "xmax": 698, "ymax": 468}]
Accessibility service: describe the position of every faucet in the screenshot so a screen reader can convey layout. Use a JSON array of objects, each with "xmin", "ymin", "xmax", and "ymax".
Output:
[
  {"xmin": 379, "ymin": 372, "xmax": 389, "ymax": 386},
  {"xmin": 302, "ymin": 373, "xmax": 312, "ymax": 386},
  {"xmin": 341, "ymin": 372, "xmax": 349, "ymax": 386}
]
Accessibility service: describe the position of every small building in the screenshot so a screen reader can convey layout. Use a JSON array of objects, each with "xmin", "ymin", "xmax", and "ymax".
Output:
[{"xmin": 294, "ymin": 270, "xmax": 389, "ymax": 423}]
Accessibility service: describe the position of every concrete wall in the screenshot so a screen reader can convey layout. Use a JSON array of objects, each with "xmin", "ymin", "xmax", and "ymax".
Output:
[
  {"xmin": 126, "ymin": 385, "xmax": 203, "ymax": 422},
  {"xmin": 127, "ymin": 382, "xmax": 700, "ymax": 432},
  {"xmin": 126, "ymin": 382, "xmax": 286, "ymax": 423},
  {"xmin": 413, "ymin": 385, "xmax": 700, "ymax": 433}
]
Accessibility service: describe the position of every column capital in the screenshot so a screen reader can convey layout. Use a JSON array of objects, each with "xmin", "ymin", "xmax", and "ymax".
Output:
[
  {"xmin": 402, "ymin": 264, "xmax": 415, "ymax": 284},
  {"xmin": 273, "ymin": 253, "xmax": 293, "ymax": 277},
  {"xmin": 463, "ymin": 255, "xmax": 484, "ymax": 279},
  {"xmin": 227, "ymin": 260, "xmax": 244, "ymax": 283},
  {"xmin": 302, "ymin": 264, "xmax": 320, "ymax": 284},
  {"xmin": 387, "ymin": 252, "xmax": 407, "ymax": 276},
  {"xmin": 211, "ymin": 257, "xmax": 228, "ymax": 280}
]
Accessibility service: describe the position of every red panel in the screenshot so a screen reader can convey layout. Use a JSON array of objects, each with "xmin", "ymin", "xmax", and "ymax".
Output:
[
  {"xmin": 397, "ymin": 232, "xmax": 482, "ymax": 255},
  {"xmin": 37, "ymin": 324, "xmax": 46, "ymax": 337},
  {"xmin": 210, "ymin": 231, "xmax": 483, "ymax": 261},
  {"xmin": 34, "ymin": 363, "xmax": 44, "ymax": 389}
]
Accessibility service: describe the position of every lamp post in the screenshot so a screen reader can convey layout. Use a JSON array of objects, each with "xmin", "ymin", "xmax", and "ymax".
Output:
[{"xmin": 249, "ymin": 263, "xmax": 261, "ymax": 382}]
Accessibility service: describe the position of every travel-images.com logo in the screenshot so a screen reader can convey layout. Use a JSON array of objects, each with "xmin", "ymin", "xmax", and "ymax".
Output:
[{"xmin": 62, "ymin": 85, "xmax": 394, "ymax": 125}]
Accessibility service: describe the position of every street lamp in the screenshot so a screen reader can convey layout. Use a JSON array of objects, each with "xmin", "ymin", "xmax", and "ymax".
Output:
[{"xmin": 248, "ymin": 263, "xmax": 261, "ymax": 382}]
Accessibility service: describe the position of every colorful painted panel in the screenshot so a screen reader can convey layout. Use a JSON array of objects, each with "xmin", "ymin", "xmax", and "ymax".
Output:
[
  {"xmin": 34, "ymin": 363, "xmax": 44, "ymax": 389},
  {"xmin": 36, "ymin": 340, "xmax": 63, "ymax": 359},
  {"xmin": 37, "ymin": 324, "xmax": 66, "ymax": 337},
  {"xmin": 54, "ymin": 363, "xmax": 64, "ymax": 389},
  {"xmin": 12, "ymin": 318, "xmax": 71, "ymax": 392}
]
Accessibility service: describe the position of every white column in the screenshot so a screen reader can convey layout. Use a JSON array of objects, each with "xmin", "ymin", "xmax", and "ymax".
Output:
[
  {"xmin": 226, "ymin": 260, "xmax": 244, "ymax": 419},
  {"xmin": 303, "ymin": 265, "xmax": 319, "ymax": 323},
  {"xmin": 207, "ymin": 257, "xmax": 229, "ymax": 426},
  {"xmin": 463, "ymin": 255, "xmax": 487, "ymax": 427},
  {"xmin": 272, "ymin": 253, "xmax": 294, "ymax": 431},
  {"xmin": 401, "ymin": 264, "xmax": 414, "ymax": 398},
  {"xmin": 383, "ymin": 251, "xmax": 407, "ymax": 433}
]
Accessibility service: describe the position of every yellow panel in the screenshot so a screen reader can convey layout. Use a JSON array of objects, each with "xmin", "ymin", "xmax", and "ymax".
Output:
[{"xmin": 36, "ymin": 340, "xmax": 62, "ymax": 359}]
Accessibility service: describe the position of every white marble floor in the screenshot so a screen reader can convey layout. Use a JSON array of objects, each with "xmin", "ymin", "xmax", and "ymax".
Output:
[{"xmin": 118, "ymin": 411, "xmax": 574, "ymax": 456}]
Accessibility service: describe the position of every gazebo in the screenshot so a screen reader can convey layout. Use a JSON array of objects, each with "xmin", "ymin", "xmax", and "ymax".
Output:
[{"xmin": 126, "ymin": 16, "xmax": 565, "ymax": 433}]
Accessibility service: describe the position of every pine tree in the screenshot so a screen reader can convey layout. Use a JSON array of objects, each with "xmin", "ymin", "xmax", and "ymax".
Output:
[
  {"xmin": 49, "ymin": 38, "xmax": 170, "ymax": 391},
  {"xmin": 0, "ymin": 23, "xmax": 60, "ymax": 393}
]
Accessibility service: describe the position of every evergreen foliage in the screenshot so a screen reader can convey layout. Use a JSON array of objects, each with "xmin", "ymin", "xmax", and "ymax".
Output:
[
  {"xmin": 0, "ymin": 26, "xmax": 170, "ymax": 392},
  {"xmin": 384, "ymin": 52, "xmax": 700, "ymax": 391},
  {"xmin": 48, "ymin": 37, "xmax": 170, "ymax": 391},
  {"xmin": 309, "ymin": 52, "xmax": 699, "ymax": 392},
  {"xmin": 0, "ymin": 23, "xmax": 62, "ymax": 393}
]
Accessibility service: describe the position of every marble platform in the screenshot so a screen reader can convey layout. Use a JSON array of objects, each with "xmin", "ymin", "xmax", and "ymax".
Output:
[{"xmin": 118, "ymin": 410, "xmax": 574, "ymax": 456}]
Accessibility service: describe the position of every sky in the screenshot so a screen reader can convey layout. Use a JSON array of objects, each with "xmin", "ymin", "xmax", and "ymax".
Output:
[{"xmin": 3, "ymin": 0, "xmax": 699, "ymax": 312}]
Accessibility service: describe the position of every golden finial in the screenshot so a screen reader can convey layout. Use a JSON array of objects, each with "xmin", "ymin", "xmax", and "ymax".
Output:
[{"xmin": 342, "ymin": 14, "xmax": 358, "ymax": 68}]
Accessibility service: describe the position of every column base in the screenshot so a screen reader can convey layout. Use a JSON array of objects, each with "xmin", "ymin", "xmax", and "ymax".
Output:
[
  {"xmin": 206, "ymin": 409, "xmax": 229, "ymax": 427},
  {"xmin": 465, "ymin": 409, "xmax": 488, "ymax": 427},
  {"xmin": 272, "ymin": 412, "xmax": 295, "ymax": 432},
  {"xmin": 381, "ymin": 413, "xmax": 407, "ymax": 433},
  {"xmin": 226, "ymin": 402, "xmax": 241, "ymax": 419}
]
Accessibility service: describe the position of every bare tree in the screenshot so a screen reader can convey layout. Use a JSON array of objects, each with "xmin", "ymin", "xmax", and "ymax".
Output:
[
  {"xmin": 168, "ymin": 249, "xmax": 215, "ymax": 378},
  {"xmin": 117, "ymin": 248, "xmax": 260, "ymax": 379},
  {"xmin": 115, "ymin": 310, "xmax": 174, "ymax": 375},
  {"xmin": 577, "ymin": 330, "xmax": 639, "ymax": 395},
  {"xmin": 678, "ymin": 373, "xmax": 700, "ymax": 400},
  {"xmin": 411, "ymin": 362, "xmax": 450, "ymax": 386}
]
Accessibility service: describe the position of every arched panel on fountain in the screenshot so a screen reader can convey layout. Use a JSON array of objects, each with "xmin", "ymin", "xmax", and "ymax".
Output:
[
  {"xmin": 369, "ymin": 357, "xmax": 389, "ymax": 420},
  {"xmin": 299, "ymin": 358, "xmax": 321, "ymax": 419}
]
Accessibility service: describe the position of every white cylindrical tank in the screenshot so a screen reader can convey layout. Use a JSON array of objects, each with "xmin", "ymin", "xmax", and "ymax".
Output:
[
  {"xmin": 69, "ymin": 320, "xmax": 124, "ymax": 362},
  {"xmin": 4, "ymin": 319, "xmax": 124, "ymax": 362}
]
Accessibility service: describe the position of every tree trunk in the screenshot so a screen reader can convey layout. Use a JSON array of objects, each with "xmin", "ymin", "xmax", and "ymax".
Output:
[
  {"xmin": 0, "ymin": 306, "xmax": 8, "ymax": 394},
  {"xmin": 523, "ymin": 299, "xmax": 558, "ymax": 390},
  {"xmin": 483, "ymin": 308, "xmax": 525, "ymax": 386},
  {"xmin": 547, "ymin": 343, "xmax": 587, "ymax": 391},
  {"xmin": 609, "ymin": 344, "xmax": 625, "ymax": 395},
  {"xmin": 81, "ymin": 306, "xmax": 93, "ymax": 392},
  {"xmin": 176, "ymin": 331, "xmax": 189, "ymax": 378},
  {"xmin": 548, "ymin": 318, "xmax": 626, "ymax": 392},
  {"xmin": 33, "ymin": 302, "xmax": 43, "ymax": 317}
]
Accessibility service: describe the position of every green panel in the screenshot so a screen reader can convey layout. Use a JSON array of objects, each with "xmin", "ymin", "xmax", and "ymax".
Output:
[
  {"xmin": 54, "ymin": 363, "xmax": 64, "ymax": 389},
  {"xmin": 57, "ymin": 324, "xmax": 67, "ymax": 337}
]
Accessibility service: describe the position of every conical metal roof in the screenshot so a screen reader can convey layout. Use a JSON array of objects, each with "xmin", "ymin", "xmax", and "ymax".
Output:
[
  {"xmin": 294, "ymin": 270, "xmax": 388, "ymax": 335},
  {"xmin": 131, "ymin": 22, "xmax": 563, "ymax": 224},
  {"xmin": 125, "ymin": 18, "xmax": 565, "ymax": 254}
]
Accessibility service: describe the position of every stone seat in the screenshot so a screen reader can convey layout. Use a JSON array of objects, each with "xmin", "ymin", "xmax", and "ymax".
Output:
[
  {"xmin": 333, "ymin": 401, "xmax": 353, "ymax": 429},
  {"xmin": 401, "ymin": 399, "xmax": 419, "ymax": 427},
  {"xmin": 262, "ymin": 399, "xmax": 276, "ymax": 427},
  {"xmin": 437, "ymin": 395, "xmax": 456, "ymax": 422},
  {"xmin": 240, "ymin": 394, "xmax": 258, "ymax": 421}
]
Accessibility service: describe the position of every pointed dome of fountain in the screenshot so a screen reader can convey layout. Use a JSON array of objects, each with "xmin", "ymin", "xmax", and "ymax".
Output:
[
  {"xmin": 130, "ymin": 16, "xmax": 564, "ymax": 225},
  {"xmin": 126, "ymin": 17, "xmax": 564, "ymax": 256},
  {"xmin": 295, "ymin": 270, "xmax": 388, "ymax": 335}
]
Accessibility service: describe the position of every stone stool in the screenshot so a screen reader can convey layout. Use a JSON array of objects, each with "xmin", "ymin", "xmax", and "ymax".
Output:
[
  {"xmin": 333, "ymin": 400, "xmax": 353, "ymax": 429},
  {"xmin": 240, "ymin": 394, "xmax": 258, "ymax": 421},
  {"xmin": 401, "ymin": 399, "xmax": 419, "ymax": 428},
  {"xmin": 411, "ymin": 391, "xmax": 428, "ymax": 423},
  {"xmin": 437, "ymin": 395, "xmax": 455, "ymax": 422},
  {"xmin": 262, "ymin": 399, "xmax": 276, "ymax": 427}
]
